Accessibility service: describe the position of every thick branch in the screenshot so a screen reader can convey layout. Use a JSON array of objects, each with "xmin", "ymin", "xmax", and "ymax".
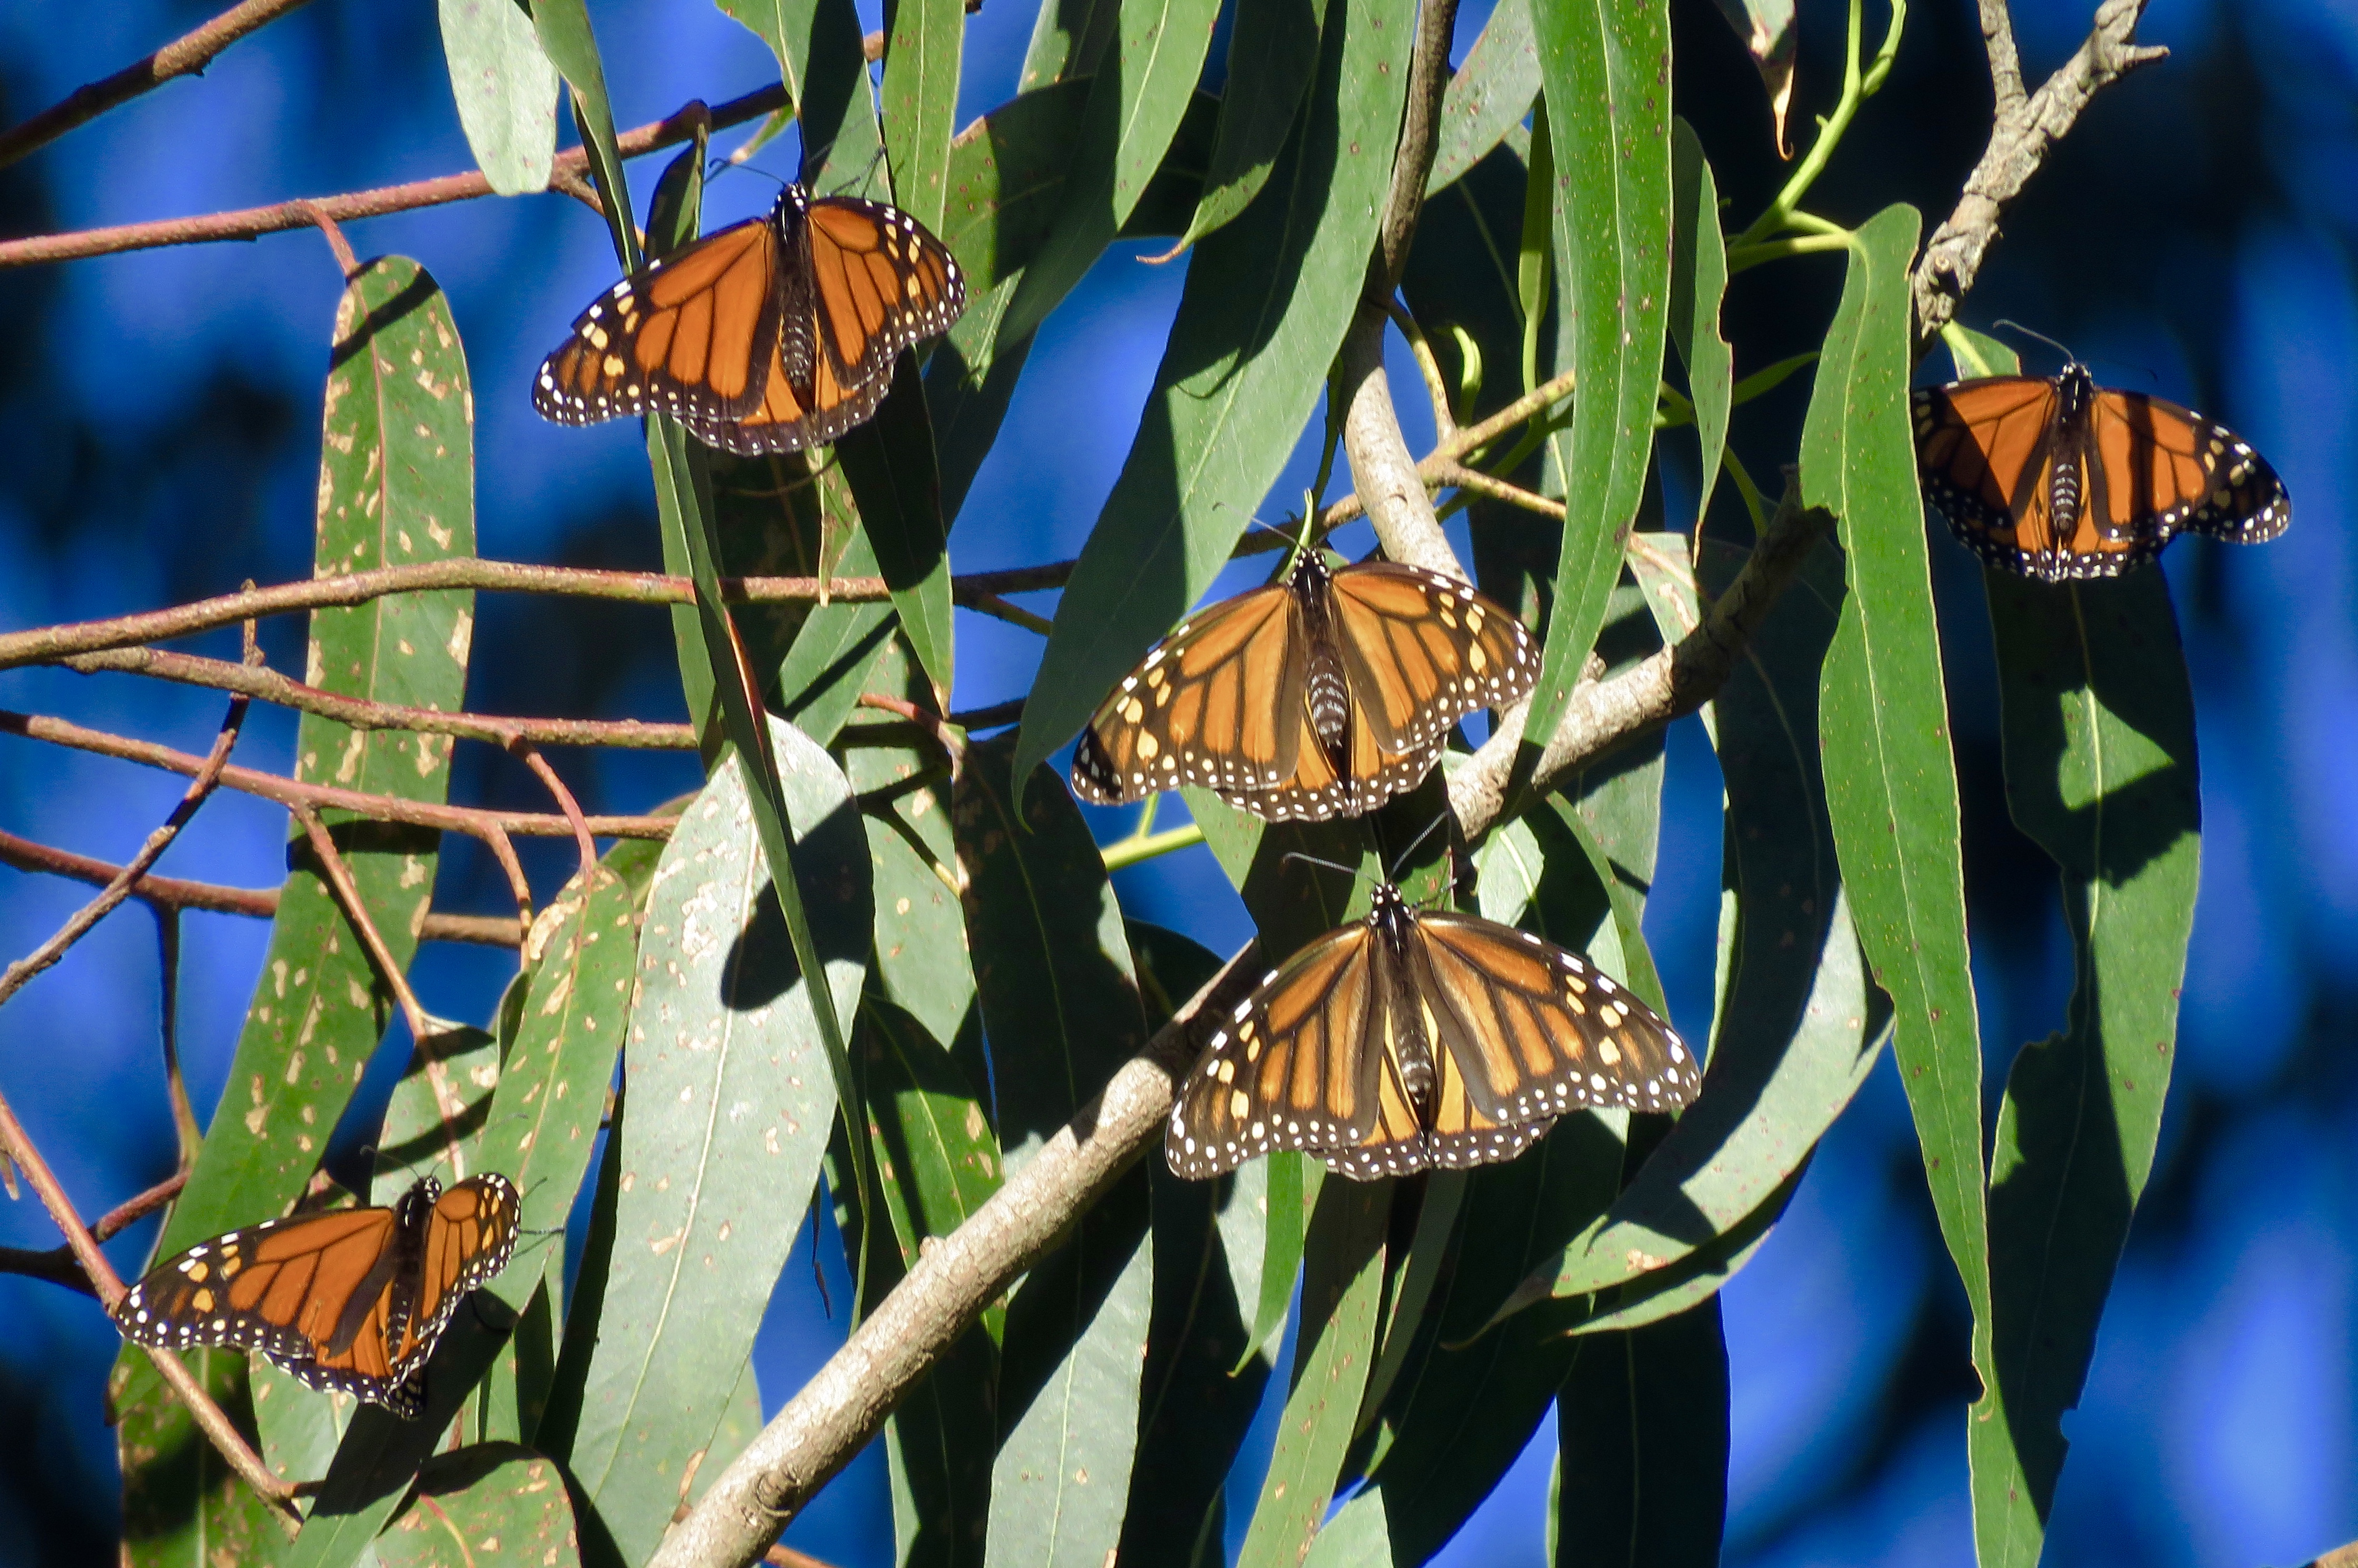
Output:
[
  {"xmin": 651, "ymin": 490, "xmax": 1833, "ymax": 1568},
  {"xmin": 0, "ymin": 0, "xmax": 317, "ymax": 169},
  {"xmin": 1912, "ymin": 0, "xmax": 2165, "ymax": 351},
  {"xmin": 0, "ymin": 827, "xmax": 522, "ymax": 946},
  {"xmin": 1335, "ymin": 0, "xmax": 1466, "ymax": 581}
]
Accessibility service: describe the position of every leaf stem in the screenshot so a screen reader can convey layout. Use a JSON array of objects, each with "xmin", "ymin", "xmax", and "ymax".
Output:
[{"xmin": 1731, "ymin": 0, "xmax": 1906, "ymax": 248}]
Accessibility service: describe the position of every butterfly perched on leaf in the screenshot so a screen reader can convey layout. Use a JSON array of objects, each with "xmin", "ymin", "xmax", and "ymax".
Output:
[
  {"xmin": 533, "ymin": 183, "xmax": 966, "ymax": 454},
  {"xmin": 1166, "ymin": 883, "xmax": 1700, "ymax": 1180},
  {"xmin": 1072, "ymin": 553, "xmax": 1537, "ymax": 823},
  {"xmin": 1912, "ymin": 361, "xmax": 2289, "ymax": 582},
  {"xmin": 111, "ymin": 1173, "xmax": 520, "ymax": 1419}
]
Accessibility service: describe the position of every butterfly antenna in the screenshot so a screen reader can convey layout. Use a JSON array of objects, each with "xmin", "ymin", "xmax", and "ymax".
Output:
[
  {"xmin": 1280, "ymin": 850, "xmax": 1372, "ymax": 883},
  {"xmin": 1384, "ymin": 812, "xmax": 1456, "ymax": 883},
  {"xmin": 1990, "ymin": 319, "xmax": 2079, "ymax": 368},
  {"xmin": 721, "ymin": 158, "xmax": 788, "ymax": 190}
]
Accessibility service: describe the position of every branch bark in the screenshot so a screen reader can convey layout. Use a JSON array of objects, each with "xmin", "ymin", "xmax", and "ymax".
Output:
[
  {"xmin": 1337, "ymin": 0, "xmax": 1468, "ymax": 580},
  {"xmin": 1912, "ymin": 0, "xmax": 2166, "ymax": 353},
  {"xmin": 0, "ymin": 0, "xmax": 318, "ymax": 170},
  {"xmin": 0, "ymin": 828, "xmax": 522, "ymax": 946},
  {"xmin": 648, "ymin": 492, "xmax": 1833, "ymax": 1568}
]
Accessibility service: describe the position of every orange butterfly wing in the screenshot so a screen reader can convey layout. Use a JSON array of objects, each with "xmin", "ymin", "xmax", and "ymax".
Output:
[
  {"xmin": 1324, "ymin": 564, "xmax": 1538, "ymax": 754},
  {"xmin": 1072, "ymin": 583, "xmax": 1308, "ymax": 803},
  {"xmin": 534, "ymin": 217, "xmax": 780, "ymax": 427}
]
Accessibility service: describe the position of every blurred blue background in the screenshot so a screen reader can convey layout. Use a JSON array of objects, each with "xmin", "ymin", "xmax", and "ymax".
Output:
[{"xmin": 0, "ymin": 0, "xmax": 2352, "ymax": 1563}]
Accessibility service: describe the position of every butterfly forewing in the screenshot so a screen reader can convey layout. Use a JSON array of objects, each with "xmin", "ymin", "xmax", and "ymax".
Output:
[
  {"xmin": 1326, "ymin": 564, "xmax": 1538, "ymax": 754},
  {"xmin": 1410, "ymin": 913, "xmax": 1701, "ymax": 1121},
  {"xmin": 1072, "ymin": 584, "xmax": 1306, "ymax": 803}
]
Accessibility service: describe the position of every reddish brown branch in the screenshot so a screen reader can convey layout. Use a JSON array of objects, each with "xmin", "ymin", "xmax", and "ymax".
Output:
[
  {"xmin": 2, "ymin": 708, "xmax": 676, "ymax": 842},
  {"xmin": 0, "ymin": 1091, "xmax": 299, "ymax": 1527},
  {"xmin": 0, "ymin": 0, "xmax": 319, "ymax": 170},
  {"xmin": 0, "ymin": 81, "xmax": 787, "ymax": 271},
  {"xmin": 0, "ymin": 693, "xmax": 248, "ymax": 1009},
  {"xmin": 0, "ymin": 1171, "xmax": 189, "ymax": 1294},
  {"xmin": 63, "ymin": 645, "xmax": 698, "ymax": 749},
  {"xmin": 512, "ymin": 741, "xmax": 599, "ymax": 892},
  {"xmin": 0, "ymin": 557, "xmax": 1075, "ymax": 675},
  {"xmin": 0, "ymin": 827, "xmax": 522, "ymax": 946},
  {"xmin": 290, "ymin": 804, "xmax": 437, "ymax": 1047}
]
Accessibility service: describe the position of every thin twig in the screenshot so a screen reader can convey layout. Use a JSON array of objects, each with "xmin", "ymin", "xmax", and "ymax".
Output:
[
  {"xmin": 0, "ymin": 692, "xmax": 248, "ymax": 1010},
  {"xmin": 61, "ymin": 646, "xmax": 699, "ymax": 748},
  {"xmin": 0, "ymin": 0, "xmax": 319, "ymax": 169},
  {"xmin": 0, "ymin": 82, "xmax": 785, "ymax": 271},
  {"xmin": 855, "ymin": 694, "xmax": 965, "ymax": 775},
  {"xmin": 296, "ymin": 199, "xmax": 359, "ymax": 279},
  {"xmin": 0, "ymin": 1171, "xmax": 188, "ymax": 1293},
  {"xmin": 0, "ymin": 827, "xmax": 522, "ymax": 946},
  {"xmin": 290, "ymin": 805, "xmax": 436, "ymax": 1048},
  {"xmin": 0, "ymin": 1091, "xmax": 301, "ymax": 1529},
  {"xmin": 154, "ymin": 908, "xmax": 202, "ymax": 1168},
  {"xmin": 1912, "ymin": 0, "xmax": 2165, "ymax": 352},
  {"xmin": 2, "ymin": 708, "xmax": 676, "ymax": 841},
  {"xmin": 0, "ymin": 557, "xmax": 1074, "ymax": 674},
  {"xmin": 1300, "ymin": 369, "xmax": 1579, "ymax": 545},
  {"xmin": 1430, "ymin": 462, "xmax": 1563, "ymax": 521},
  {"xmin": 512, "ymin": 741, "xmax": 599, "ymax": 893}
]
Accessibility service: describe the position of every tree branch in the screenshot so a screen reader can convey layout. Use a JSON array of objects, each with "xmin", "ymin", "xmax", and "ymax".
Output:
[
  {"xmin": 62, "ymin": 645, "xmax": 698, "ymax": 749},
  {"xmin": 0, "ymin": 1091, "xmax": 301, "ymax": 1530},
  {"xmin": 1912, "ymin": 0, "xmax": 2166, "ymax": 352},
  {"xmin": 0, "ymin": 0, "xmax": 318, "ymax": 170},
  {"xmin": 0, "ymin": 557, "xmax": 1069, "ymax": 674},
  {"xmin": 0, "ymin": 827, "xmax": 523, "ymax": 946},
  {"xmin": 2, "ymin": 708, "xmax": 676, "ymax": 842},
  {"xmin": 0, "ymin": 692, "xmax": 246, "ymax": 1010},
  {"xmin": 1336, "ymin": 0, "xmax": 1468, "ymax": 580},
  {"xmin": 0, "ymin": 83, "xmax": 783, "ymax": 271},
  {"xmin": 650, "ymin": 485, "xmax": 1835, "ymax": 1568}
]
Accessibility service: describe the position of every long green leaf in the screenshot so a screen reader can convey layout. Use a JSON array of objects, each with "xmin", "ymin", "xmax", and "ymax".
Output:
[
  {"xmin": 1666, "ymin": 118, "xmax": 1731, "ymax": 530},
  {"xmin": 835, "ymin": 355, "xmax": 955, "ymax": 700},
  {"xmin": 566, "ymin": 722, "xmax": 868, "ymax": 1563},
  {"xmin": 479, "ymin": 839, "xmax": 663, "ymax": 1323},
  {"xmin": 883, "ymin": 0, "xmax": 962, "ymax": 235},
  {"xmin": 1552, "ymin": 1299, "xmax": 1728, "ymax": 1566},
  {"xmin": 1235, "ymin": 1180, "xmax": 1389, "ymax": 1568},
  {"xmin": 1497, "ymin": 536, "xmax": 1880, "ymax": 1319},
  {"xmin": 1011, "ymin": 0, "xmax": 1415, "ymax": 785},
  {"xmin": 1520, "ymin": 0, "xmax": 1674, "ymax": 756},
  {"xmin": 1426, "ymin": 0, "xmax": 1538, "ymax": 195},
  {"xmin": 1803, "ymin": 203, "xmax": 2002, "ymax": 1500},
  {"xmin": 716, "ymin": 0, "xmax": 882, "ymax": 189},
  {"xmin": 1974, "ymin": 567, "xmax": 2200, "ymax": 1562},
  {"xmin": 997, "ymin": 0, "xmax": 1222, "ymax": 345},
  {"xmin": 119, "ymin": 256, "xmax": 476, "ymax": 1565},
  {"xmin": 436, "ymin": 0, "xmax": 558, "ymax": 195},
  {"xmin": 1157, "ymin": 0, "xmax": 1326, "ymax": 256}
]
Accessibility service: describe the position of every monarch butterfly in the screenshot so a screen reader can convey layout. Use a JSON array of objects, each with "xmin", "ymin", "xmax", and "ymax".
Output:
[
  {"xmin": 1911, "ymin": 361, "xmax": 2290, "ymax": 582},
  {"xmin": 1166, "ymin": 883, "xmax": 1700, "ymax": 1180},
  {"xmin": 533, "ymin": 183, "xmax": 966, "ymax": 454},
  {"xmin": 1072, "ymin": 553, "xmax": 1537, "ymax": 823},
  {"xmin": 112, "ymin": 1173, "xmax": 520, "ymax": 1419}
]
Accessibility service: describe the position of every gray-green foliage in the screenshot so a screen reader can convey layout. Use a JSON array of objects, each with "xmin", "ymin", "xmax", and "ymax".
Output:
[{"xmin": 106, "ymin": 5, "xmax": 2205, "ymax": 1566}]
